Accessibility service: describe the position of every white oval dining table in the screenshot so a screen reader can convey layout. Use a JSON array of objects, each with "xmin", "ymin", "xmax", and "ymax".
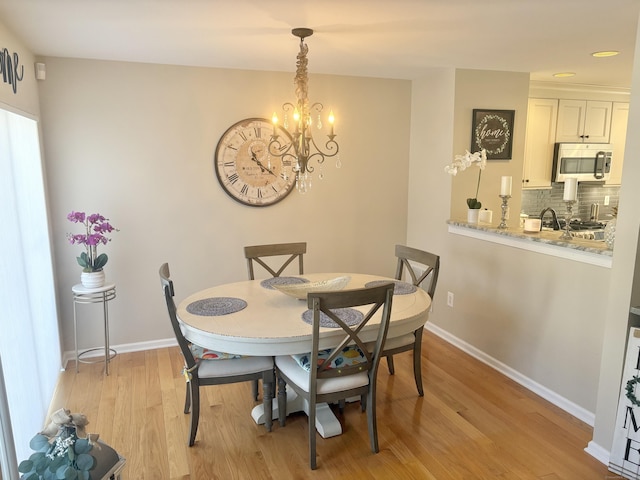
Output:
[{"xmin": 177, "ymin": 272, "xmax": 431, "ymax": 438}]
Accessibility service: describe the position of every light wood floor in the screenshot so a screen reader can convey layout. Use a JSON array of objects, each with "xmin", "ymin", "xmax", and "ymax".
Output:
[{"xmin": 51, "ymin": 331, "xmax": 620, "ymax": 479}]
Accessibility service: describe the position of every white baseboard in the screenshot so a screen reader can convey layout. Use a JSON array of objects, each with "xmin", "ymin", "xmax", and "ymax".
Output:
[
  {"xmin": 62, "ymin": 337, "xmax": 177, "ymax": 369},
  {"xmin": 425, "ymin": 323, "xmax": 595, "ymax": 426},
  {"xmin": 584, "ymin": 440, "xmax": 610, "ymax": 465}
]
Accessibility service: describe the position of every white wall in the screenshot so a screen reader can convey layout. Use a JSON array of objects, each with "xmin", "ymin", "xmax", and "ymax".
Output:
[
  {"xmin": 36, "ymin": 57, "xmax": 412, "ymax": 353},
  {"xmin": 592, "ymin": 15, "xmax": 640, "ymax": 453},
  {"xmin": 409, "ymin": 69, "xmax": 610, "ymax": 418},
  {"xmin": 406, "ymin": 68, "xmax": 455, "ymax": 261}
]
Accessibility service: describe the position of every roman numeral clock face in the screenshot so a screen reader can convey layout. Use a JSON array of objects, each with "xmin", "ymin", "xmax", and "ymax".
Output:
[{"xmin": 214, "ymin": 118, "xmax": 296, "ymax": 206}]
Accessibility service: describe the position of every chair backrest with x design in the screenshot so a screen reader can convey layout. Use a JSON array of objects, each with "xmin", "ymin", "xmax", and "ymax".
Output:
[
  {"xmin": 308, "ymin": 283, "xmax": 395, "ymax": 386},
  {"xmin": 394, "ymin": 244, "xmax": 440, "ymax": 299},
  {"xmin": 244, "ymin": 242, "xmax": 307, "ymax": 279}
]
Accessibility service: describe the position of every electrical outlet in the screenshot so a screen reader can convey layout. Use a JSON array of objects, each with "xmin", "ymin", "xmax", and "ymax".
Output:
[
  {"xmin": 604, "ymin": 195, "xmax": 610, "ymax": 206},
  {"xmin": 447, "ymin": 291, "xmax": 454, "ymax": 307}
]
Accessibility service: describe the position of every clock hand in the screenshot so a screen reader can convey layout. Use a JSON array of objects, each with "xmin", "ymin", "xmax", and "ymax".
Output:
[
  {"xmin": 250, "ymin": 148, "xmax": 277, "ymax": 177},
  {"xmin": 250, "ymin": 149, "xmax": 268, "ymax": 173},
  {"xmin": 256, "ymin": 159, "xmax": 277, "ymax": 177}
]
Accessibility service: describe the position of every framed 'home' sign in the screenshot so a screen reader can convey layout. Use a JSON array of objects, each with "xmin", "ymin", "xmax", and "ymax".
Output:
[
  {"xmin": 610, "ymin": 328, "xmax": 640, "ymax": 479},
  {"xmin": 470, "ymin": 109, "xmax": 514, "ymax": 160}
]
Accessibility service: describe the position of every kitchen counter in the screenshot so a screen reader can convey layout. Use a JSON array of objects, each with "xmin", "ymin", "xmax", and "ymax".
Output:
[{"xmin": 447, "ymin": 219, "xmax": 612, "ymax": 268}]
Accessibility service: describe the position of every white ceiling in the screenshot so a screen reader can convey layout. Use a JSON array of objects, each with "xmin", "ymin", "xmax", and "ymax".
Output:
[{"xmin": 0, "ymin": 0, "xmax": 638, "ymax": 88}]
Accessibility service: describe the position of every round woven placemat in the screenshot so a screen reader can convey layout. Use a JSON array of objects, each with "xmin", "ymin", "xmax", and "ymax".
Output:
[
  {"xmin": 186, "ymin": 297, "xmax": 247, "ymax": 316},
  {"xmin": 301, "ymin": 308, "xmax": 364, "ymax": 328},
  {"xmin": 364, "ymin": 280, "xmax": 417, "ymax": 295}
]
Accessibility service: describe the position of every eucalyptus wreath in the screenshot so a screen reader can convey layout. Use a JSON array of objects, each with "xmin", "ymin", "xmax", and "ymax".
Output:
[
  {"xmin": 474, "ymin": 114, "xmax": 510, "ymax": 155},
  {"xmin": 626, "ymin": 375, "xmax": 640, "ymax": 407}
]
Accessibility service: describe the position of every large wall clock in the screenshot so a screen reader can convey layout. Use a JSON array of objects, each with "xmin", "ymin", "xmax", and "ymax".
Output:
[{"xmin": 214, "ymin": 118, "xmax": 296, "ymax": 207}]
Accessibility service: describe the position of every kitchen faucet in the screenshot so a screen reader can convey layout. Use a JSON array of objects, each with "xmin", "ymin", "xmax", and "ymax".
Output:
[{"xmin": 539, "ymin": 207, "xmax": 561, "ymax": 230}]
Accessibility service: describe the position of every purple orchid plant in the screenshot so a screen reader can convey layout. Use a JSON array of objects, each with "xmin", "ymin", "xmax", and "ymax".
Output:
[{"xmin": 67, "ymin": 211, "xmax": 118, "ymax": 272}]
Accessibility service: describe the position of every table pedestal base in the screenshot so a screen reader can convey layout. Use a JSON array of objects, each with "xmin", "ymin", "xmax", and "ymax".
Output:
[{"xmin": 251, "ymin": 390, "xmax": 342, "ymax": 438}]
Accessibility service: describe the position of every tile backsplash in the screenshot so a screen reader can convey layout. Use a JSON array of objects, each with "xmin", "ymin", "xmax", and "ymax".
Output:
[{"xmin": 521, "ymin": 183, "xmax": 619, "ymax": 222}]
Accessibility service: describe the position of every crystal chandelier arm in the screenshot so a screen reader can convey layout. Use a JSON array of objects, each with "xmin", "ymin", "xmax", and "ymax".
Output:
[
  {"xmin": 268, "ymin": 134, "xmax": 294, "ymax": 157},
  {"xmin": 307, "ymin": 136, "xmax": 339, "ymax": 160}
]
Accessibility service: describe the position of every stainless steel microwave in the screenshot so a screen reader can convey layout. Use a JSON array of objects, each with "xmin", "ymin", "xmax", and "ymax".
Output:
[{"xmin": 552, "ymin": 143, "xmax": 613, "ymax": 182}]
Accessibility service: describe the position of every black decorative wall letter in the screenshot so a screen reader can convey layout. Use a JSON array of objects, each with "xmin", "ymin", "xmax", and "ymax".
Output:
[{"xmin": 0, "ymin": 47, "xmax": 24, "ymax": 94}]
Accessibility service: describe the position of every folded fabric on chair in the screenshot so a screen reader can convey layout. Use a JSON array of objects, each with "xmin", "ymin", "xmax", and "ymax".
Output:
[
  {"xmin": 190, "ymin": 344, "xmax": 243, "ymax": 361},
  {"xmin": 292, "ymin": 345, "xmax": 366, "ymax": 371}
]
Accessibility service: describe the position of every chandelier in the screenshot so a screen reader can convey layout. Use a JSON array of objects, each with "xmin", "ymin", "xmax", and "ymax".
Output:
[{"xmin": 269, "ymin": 28, "xmax": 340, "ymax": 193}]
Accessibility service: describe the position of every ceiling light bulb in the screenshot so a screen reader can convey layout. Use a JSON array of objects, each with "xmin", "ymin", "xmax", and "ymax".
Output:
[
  {"xmin": 592, "ymin": 51, "xmax": 620, "ymax": 58},
  {"xmin": 553, "ymin": 72, "xmax": 576, "ymax": 78}
]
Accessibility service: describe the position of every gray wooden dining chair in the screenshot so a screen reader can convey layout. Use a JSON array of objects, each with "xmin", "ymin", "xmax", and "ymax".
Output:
[
  {"xmin": 159, "ymin": 263, "xmax": 274, "ymax": 446},
  {"xmin": 244, "ymin": 242, "xmax": 307, "ymax": 399},
  {"xmin": 275, "ymin": 283, "xmax": 395, "ymax": 470},
  {"xmin": 383, "ymin": 244, "xmax": 440, "ymax": 396},
  {"xmin": 244, "ymin": 242, "xmax": 307, "ymax": 279}
]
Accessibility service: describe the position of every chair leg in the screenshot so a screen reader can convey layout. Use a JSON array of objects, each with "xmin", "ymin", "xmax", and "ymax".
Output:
[
  {"xmin": 386, "ymin": 354, "xmax": 395, "ymax": 374},
  {"xmin": 277, "ymin": 374, "xmax": 287, "ymax": 427},
  {"xmin": 188, "ymin": 380, "xmax": 200, "ymax": 446},
  {"xmin": 252, "ymin": 379, "xmax": 259, "ymax": 401},
  {"xmin": 366, "ymin": 386, "xmax": 380, "ymax": 454},
  {"xmin": 413, "ymin": 329, "xmax": 425, "ymax": 397},
  {"xmin": 262, "ymin": 371, "xmax": 274, "ymax": 432},
  {"xmin": 309, "ymin": 398, "xmax": 317, "ymax": 470}
]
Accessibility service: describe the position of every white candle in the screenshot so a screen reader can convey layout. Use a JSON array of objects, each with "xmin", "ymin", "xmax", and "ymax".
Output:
[
  {"xmin": 500, "ymin": 176, "xmax": 512, "ymax": 196},
  {"xmin": 328, "ymin": 110, "xmax": 335, "ymax": 136},
  {"xmin": 563, "ymin": 177, "xmax": 578, "ymax": 201}
]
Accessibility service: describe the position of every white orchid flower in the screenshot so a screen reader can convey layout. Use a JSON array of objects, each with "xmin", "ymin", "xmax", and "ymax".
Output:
[{"xmin": 444, "ymin": 149, "xmax": 488, "ymax": 210}]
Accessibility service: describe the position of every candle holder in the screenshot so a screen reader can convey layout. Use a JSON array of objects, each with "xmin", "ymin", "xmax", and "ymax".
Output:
[
  {"xmin": 560, "ymin": 200, "xmax": 576, "ymax": 240},
  {"xmin": 498, "ymin": 195, "xmax": 511, "ymax": 229}
]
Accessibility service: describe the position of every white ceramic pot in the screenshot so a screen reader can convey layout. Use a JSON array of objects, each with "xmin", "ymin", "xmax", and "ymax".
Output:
[
  {"xmin": 81, "ymin": 270, "xmax": 106, "ymax": 289},
  {"xmin": 467, "ymin": 208, "xmax": 480, "ymax": 224}
]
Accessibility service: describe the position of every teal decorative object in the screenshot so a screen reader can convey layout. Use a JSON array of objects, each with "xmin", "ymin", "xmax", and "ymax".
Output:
[{"xmin": 18, "ymin": 408, "xmax": 98, "ymax": 480}]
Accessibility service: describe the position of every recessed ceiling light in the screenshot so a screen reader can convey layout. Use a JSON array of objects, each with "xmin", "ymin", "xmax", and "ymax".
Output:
[
  {"xmin": 592, "ymin": 50, "xmax": 620, "ymax": 57},
  {"xmin": 553, "ymin": 72, "xmax": 576, "ymax": 78}
]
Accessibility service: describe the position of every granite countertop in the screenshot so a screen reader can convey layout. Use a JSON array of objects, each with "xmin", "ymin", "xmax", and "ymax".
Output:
[{"xmin": 447, "ymin": 219, "xmax": 613, "ymax": 257}]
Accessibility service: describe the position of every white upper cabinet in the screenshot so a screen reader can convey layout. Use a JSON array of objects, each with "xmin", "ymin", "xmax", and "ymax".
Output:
[
  {"xmin": 523, "ymin": 98, "xmax": 558, "ymax": 189},
  {"xmin": 606, "ymin": 102, "xmax": 629, "ymax": 186},
  {"xmin": 555, "ymin": 99, "xmax": 612, "ymax": 143}
]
